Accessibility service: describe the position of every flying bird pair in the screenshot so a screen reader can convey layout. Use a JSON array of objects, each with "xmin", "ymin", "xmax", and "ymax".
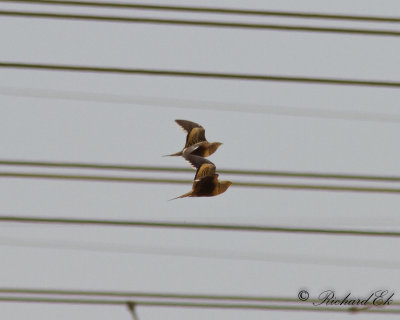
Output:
[{"xmin": 166, "ymin": 120, "xmax": 232, "ymax": 199}]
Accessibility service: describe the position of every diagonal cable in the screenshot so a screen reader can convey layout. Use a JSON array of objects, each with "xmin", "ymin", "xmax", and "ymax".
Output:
[
  {"xmin": 2, "ymin": 62, "xmax": 400, "ymax": 88},
  {"xmin": 1, "ymin": 160, "xmax": 400, "ymax": 182},
  {"xmin": 0, "ymin": 1, "xmax": 399, "ymax": 24},
  {"xmin": 1, "ymin": 10, "xmax": 400, "ymax": 37},
  {"xmin": 0, "ymin": 216, "xmax": 399, "ymax": 238},
  {"xmin": 2, "ymin": 172, "xmax": 400, "ymax": 194}
]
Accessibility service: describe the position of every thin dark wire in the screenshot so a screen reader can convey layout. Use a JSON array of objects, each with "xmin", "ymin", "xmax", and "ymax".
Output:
[
  {"xmin": 2, "ymin": 160, "xmax": 400, "ymax": 182},
  {"xmin": 1, "ymin": 62, "xmax": 400, "ymax": 89},
  {"xmin": 2, "ymin": 87, "xmax": 400, "ymax": 123},
  {"xmin": 0, "ymin": 216, "xmax": 399, "ymax": 237},
  {"xmin": 2, "ymin": 172, "xmax": 400, "ymax": 194},
  {"xmin": 1, "ymin": 0, "xmax": 400, "ymax": 23},
  {"xmin": 1, "ymin": 10, "xmax": 400, "ymax": 37},
  {"xmin": 0, "ymin": 288, "xmax": 399, "ymax": 306},
  {"xmin": 0, "ymin": 288, "xmax": 328, "ymax": 303},
  {"xmin": 0, "ymin": 296, "xmax": 397, "ymax": 313},
  {"xmin": 1, "ymin": 236, "xmax": 399, "ymax": 269}
]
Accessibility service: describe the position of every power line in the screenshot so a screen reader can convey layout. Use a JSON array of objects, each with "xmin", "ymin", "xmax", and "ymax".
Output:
[
  {"xmin": 0, "ymin": 216, "xmax": 399, "ymax": 238},
  {"xmin": 1, "ymin": 288, "xmax": 399, "ymax": 306},
  {"xmin": 2, "ymin": 86, "xmax": 400, "ymax": 123},
  {"xmin": 0, "ymin": 296, "xmax": 397, "ymax": 313},
  {"xmin": 2, "ymin": 62, "xmax": 400, "ymax": 89},
  {"xmin": 2, "ymin": 172, "xmax": 400, "ymax": 194},
  {"xmin": 1, "ymin": 10, "xmax": 400, "ymax": 37},
  {"xmin": 1, "ymin": 0, "xmax": 400, "ymax": 24},
  {"xmin": 0, "ymin": 171, "xmax": 189, "ymax": 184},
  {"xmin": 0, "ymin": 288, "xmax": 325, "ymax": 303},
  {"xmin": 1, "ymin": 235, "xmax": 399, "ymax": 269},
  {"xmin": 2, "ymin": 160, "xmax": 400, "ymax": 182},
  {"xmin": 0, "ymin": 296, "xmax": 123, "ymax": 306}
]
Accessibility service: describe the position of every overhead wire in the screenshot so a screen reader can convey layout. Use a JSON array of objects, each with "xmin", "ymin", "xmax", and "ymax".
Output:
[
  {"xmin": 2, "ymin": 87, "xmax": 400, "ymax": 123},
  {"xmin": 1, "ymin": 10, "xmax": 400, "ymax": 37},
  {"xmin": 1, "ymin": 160, "xmax": 400, "ymax": 182},
  {"xmin": 0, "ymin": 295, "xmax": 397, "ymax": 313},
  {"xmin": 2, "ymin": 171, "xmax": 400, "ymax": 194},
  {"xmin": 0, "ymin": 288, "xmax": 400, "ymax": 309},
  {"xmin": 1, "ymin": 62, "xmax": 400, "ymax": 88},
  {"xmin": 1, "ymin": 0, "xmax": 400, "ymax": 24},
  {"xmin": 1, "ymin": 235, "xmax": 399, "ymax": 269},
  {"xmin": 1, "ymin": 288, "xmax": 399, "ymax": 305},
  {"xmin": 0, "ymin": 216, "xmax": 399, "ymax": 238}
]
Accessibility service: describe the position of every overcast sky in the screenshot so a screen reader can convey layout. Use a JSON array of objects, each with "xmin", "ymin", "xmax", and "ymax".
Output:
[{"xmin": 1, "ymin": 0, "xmax": 400, "ymax": 319}]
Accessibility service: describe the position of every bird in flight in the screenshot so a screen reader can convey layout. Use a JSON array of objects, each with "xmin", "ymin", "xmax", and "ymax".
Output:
[
  {"xmin": 170, "ymin": 144, "xmax": 232, "ymax": 200},
  {"xmin": 165, "ymin": 119, "xmax": 222, "ymax": 157}
]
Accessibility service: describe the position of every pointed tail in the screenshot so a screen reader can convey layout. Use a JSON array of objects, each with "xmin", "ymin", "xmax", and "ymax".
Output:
[
  {"xmin": 169, "ymin": 191, "xmax": 192, "ymax": 201},
  {"xmin": 163, "ymin": 150, "xmax": 183, "ymax": 157}
]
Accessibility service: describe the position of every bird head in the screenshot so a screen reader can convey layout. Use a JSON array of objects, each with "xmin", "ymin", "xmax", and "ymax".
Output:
[{"xmin": 217, "ymin": 180, "xmax": 232, "ymax": 195}]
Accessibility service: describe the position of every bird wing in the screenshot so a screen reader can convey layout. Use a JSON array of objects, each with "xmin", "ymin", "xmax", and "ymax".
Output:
[
  {"xmin": 185, "ymin": 127, "xmax": 206, "ymax": 148},
  {"xmin": 175, "ymin": 120, "xmax": 207, "ymax": 147},
  {"xmin": 175, "ymin": 119, "xmax": 202, "ymax": 134},
  {"xmin": 195, "ymin": 163, "xmax": 217, "ymax": 180},
  {"xmin": 183, "ymin": 143, "xmax": 201, "ymax": 156},
  {"xmin": 183, "ymin": 151, "xmax": 216, "ymax": 180}
]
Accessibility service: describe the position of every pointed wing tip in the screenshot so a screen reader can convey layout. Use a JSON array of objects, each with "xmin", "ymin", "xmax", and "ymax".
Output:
[
  {"xmin": 175, "ymin": 119, "xmax": 203, "ymax": 131},
  {"xmin": 184, "ymin": 159, "xmax": 197, "ymax": 170}
]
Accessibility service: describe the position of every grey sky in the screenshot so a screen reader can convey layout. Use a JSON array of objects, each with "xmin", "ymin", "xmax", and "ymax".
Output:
[{"xmin": 1, "ymin": 0, "xmax": 400, "ymax": 319}]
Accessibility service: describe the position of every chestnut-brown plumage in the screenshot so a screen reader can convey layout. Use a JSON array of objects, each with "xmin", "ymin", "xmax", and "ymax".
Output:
[
  {"xmin": 170, "ymin": 145, "xmax": 232, "ymax": 200},
  {"xmin": 165, "ymin": 119, "xmax": 222, "ymax": 157}
]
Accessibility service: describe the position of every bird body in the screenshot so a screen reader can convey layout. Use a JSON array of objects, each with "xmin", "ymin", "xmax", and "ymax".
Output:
[
  {"xmin": 165, "ymin": 120, "xmax": 222, "ymax": 157},
  {"xmin": 170, "ymin": 145, "xmax": 232, "ymax": 199},
  {"xmin": 166, "ymin": 141, "xmax": 222, "ymax": 157}
]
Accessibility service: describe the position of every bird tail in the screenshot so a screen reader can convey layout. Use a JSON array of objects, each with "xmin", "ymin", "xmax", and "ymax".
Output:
[
  {"xmin": 163, "ymin": 151, "xmax": 183, "ymax": 157},
  {"xmin": 169, "ymin": 191, "xmax": 192, "ymax": 201}
]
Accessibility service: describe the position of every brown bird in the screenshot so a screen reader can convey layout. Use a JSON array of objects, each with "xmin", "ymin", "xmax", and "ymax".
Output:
[
  {"xmin": 170, "ymin": 145, "xmax": 232, "ymax": 200},
  {"xmin": 164, "ymin": 119, "xmax": 222, "ymax": 157}
]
